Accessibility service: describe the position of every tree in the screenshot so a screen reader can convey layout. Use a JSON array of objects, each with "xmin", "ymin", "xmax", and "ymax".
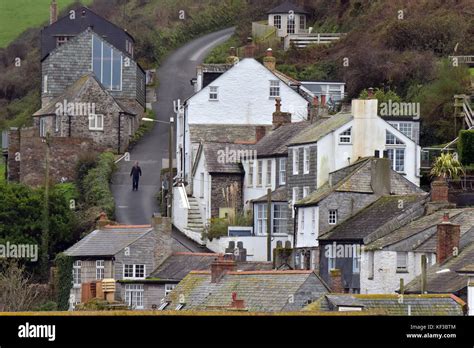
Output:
[
  {"xmin": 430, "ymin": 152, "xmax": 464, "ymax": 180},
  {"xmin": 0, "ymin": 262, "xmax": 41, "ymax": 311}
]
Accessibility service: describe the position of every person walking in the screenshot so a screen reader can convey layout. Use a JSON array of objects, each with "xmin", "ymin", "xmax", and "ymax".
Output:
[{"xmin": 130, "ymin": 161, "xmax": 142, "ymax": 191}]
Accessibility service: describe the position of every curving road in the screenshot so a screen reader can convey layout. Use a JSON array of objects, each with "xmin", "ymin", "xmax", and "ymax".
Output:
[{"xmin": 111, "ymin": 27, "xmax": 234, "ymax": 251}]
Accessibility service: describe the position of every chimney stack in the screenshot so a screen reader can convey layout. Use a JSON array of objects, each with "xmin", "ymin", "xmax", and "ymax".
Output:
[
  {"xmin": 50, "ymin": 0, "xmax": 58, "ymax": 25},
  {"xmin": 272, "ymin": 98, "xmax": 291, "ymax": 129},
  {"xmin": 431, "ymin": 178, "xmax": 450, "ymax": 203},
  {"xmin": 211, "ymin": 254, "xmax": 236, "ymax": 283},
  {"xmin": 230, "ymin": 292, "xmax": 245, "ymax": 309},
  {"xmin": 436, "ymin": 213, "xmax": 460, "ymax": 264},
  {"xmin": 370, "ymin": 157, "xmax": 391, "ymax": 195},
  {"xmin": 255, "ymin": 126, "xmax": 267, "ymax": 142},
  {"xmin": 226, "ymin": 47, "xmax": 239, "ymax": 65},
  {"xmin": 263, "ymin": 48, "xmax": 276, "ymax": 71},
  {"xmin": 329, "ymin": 269, "xmax": 344, "ymax": 293},
  {"xmin": 244, "ymin": 37, "xmax": 256, "ymax": 58}
]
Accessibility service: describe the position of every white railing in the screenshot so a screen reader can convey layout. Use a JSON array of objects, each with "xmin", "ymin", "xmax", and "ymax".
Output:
[
  {"xmin": 448, "ymin": 55, "xmax": 474, "ymax": 64},
  {"xmin": 284, "ymin": 33, "xmax": 345, "ymax": 50}
]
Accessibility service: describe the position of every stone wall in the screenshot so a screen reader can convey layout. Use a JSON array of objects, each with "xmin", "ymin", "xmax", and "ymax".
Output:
[
  {"xmin": 209, "ymin": 173, "xmax": 244, "ymax": 218},
  {"xmin": 6, "ymin": 128, "xmax": 20, "ymax": 182}
]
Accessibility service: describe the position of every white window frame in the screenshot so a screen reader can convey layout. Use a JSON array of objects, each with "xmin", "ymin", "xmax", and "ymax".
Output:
[
  {"xmin": 269, "ymin": 80, "xmax": 280, "ymax": 98},
  {"xmin": 89, "ymin": 114, "xmax": 104, "ymax": 131},
  {"xmin": 123, "ymin": 264, "xmax": 146, "ymax": 280},
  {"xmin": 396, "ymin": 252, "xmax": 408, "ymax": 272},
  {"xmin": 287, "ymin": 16, "xmax": 295, "ymax": 34},
  {"xmin": 96, "ymin": 260, "xmax": 105, "ymax": 280},
  {"xmin": 389, "ymin": 122, "xmax": 412, "ymax": 139},
  {"xmin": 387, "ymin": 148, "xmax": 405, "ymax": 173},
  {"xmin": 92, "ymin": 34, "xmax": 123, "ymax": 91},
  {"xmin": 311, "ymin": 208, "xmax": 316, "ymax": 234},
  {"xmin": 279, "ymin": 158, "xmax": 286, "ymax": 185},
  {"xmin": 303, "ymin": 147, "xmax": 310, "ymax": 174},
  {"xmin": 328, "ymin": 209, "xmax": 338, "ymax": 225},
  {"xmin": 165, "ymin": 284, "xmax": 176, "ymax": 296},
  {"xmin": 125, "ymin": 284, "xmax": 144, "ymax": 309},
  {"xmin": 303, "ymin": 186, "xmax": 310, "ymax": 198},
  {"xmin": 257, "ymin": 160, "xmax": 263, "ymax": 186},
  {"xmin": 273, "ymin": 15, "xmax": 282, "ymax": 29},
  {"xmin": 293, "ymin": 148, "xmax": 299, "ymax": 174},
  {"xmin": 266, "ymin": 160, "xmax": 272, "ymax": 187},
  {"xmin": 209, "ymin": 86, "xmax": 218, "ymax": 100},
  {"xmin": 199, "ymin": 172, "xmax": 204, "ymax": 198},
  {"xmin": 273, "ymin": 203, "xmax": 287, "ymax": 234},
  {"xmin": 352, "ymin": 245, "xmax": 360, "ymax": 274},
  {"xmin": 73, "ymin": 260, "xmax": 81, "ymax": 286},
  {"xmin": 299, "ymin": 209, "xmax": 305, "ymax": 234},
  {"xmin": 292, "ymin": 187, "xmax": 299, "ymax": 217},
  {"xmin": 39, "ymin": 118, "xmax": 47, "ymax": 137},
  {"xmin": 248, "ymin": 160, "xmax": 254, "ymax": 187},
  {"xmin": 299, "ymin": 15, "xmax": 306, "ymax": 30},
  {"xmin": 43, "ymin": 75, "xmax": 48, "ymax": 93},
  {"xmin": 339, "ymin": 127, "xmax": 352, "ymax": 144},
  {"xmin": 255, "ymin": 204, "xmax": 267, "ymax": 235},
  {"xmin": 328, "ymin": 247, "xmax": 336, "ymax": 272}
]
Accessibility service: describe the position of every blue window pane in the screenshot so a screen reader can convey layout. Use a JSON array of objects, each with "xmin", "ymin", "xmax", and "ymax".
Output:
[
  {"xmin": 112, "ymin": 49, "xmax": 122, "ymax": 90},
  {"xmin": 102, "ymin": 45, "xmax": 112, "ymax": 89},
  {"xmin": 92, "ymin": 36, "xmax": 102, "ymax": 80}
]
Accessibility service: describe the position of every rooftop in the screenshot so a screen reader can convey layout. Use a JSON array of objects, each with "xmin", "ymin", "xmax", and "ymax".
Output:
[
  {"xmin": 252, "ymin": 185, "xmax": 288, "ymax": 203},
  {"xmin": 267, "ymin": 1, "xmax": 310, "ymax": 15},
  {"xmin": 254, "ymin": 121, "xmax": 311, "ymax": 157}
]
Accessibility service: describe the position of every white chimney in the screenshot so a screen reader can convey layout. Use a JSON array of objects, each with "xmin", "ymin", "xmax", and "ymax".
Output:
[{"xmin": 351, "ymin": 98, "xmax": 379, "ymax": 160}]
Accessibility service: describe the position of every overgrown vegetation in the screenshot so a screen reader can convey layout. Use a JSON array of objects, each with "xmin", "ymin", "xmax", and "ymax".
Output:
[
  {"xmin": 54, "ymin": 253, "xmax": 73, "ymax": 311},
  {"xmin": 458, "ymin": 130, "xmax": 474, "ymax": 166},
  {"xmin": 202, "ymin": 211, "xmax": 253, "ymax": 241}
]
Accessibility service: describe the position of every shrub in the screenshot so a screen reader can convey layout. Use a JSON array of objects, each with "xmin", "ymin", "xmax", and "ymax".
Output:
[
  {"xmin": 458, "ymin": 130, "xmax": 474, "ymax": 166},
  {"xmin": 54, "ymin": 253, "xmax": 73, "ymax": 311}
]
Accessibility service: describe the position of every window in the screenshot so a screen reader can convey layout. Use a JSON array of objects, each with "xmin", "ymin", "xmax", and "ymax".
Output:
[
  {"xmin": 123, "ymin": 264, "xmax": 146, "ymax": 279},
  {"xmin": 248, "ymin": 160, "xmax": 254, "ymax": 187},
  {"xmin": 352, "ymin": 245, "xmax": 360, "ymax": 273},
  {"xmin": 256, "ymin": 204, "xmax": 267, "ymax": 235},
  {"xmin": 311, "ymin": 208, "xmax": 316, "ymax": 234},
  {"xmin": 43, "ymin": 75, "xmax": 48, "ymax": 93},
  {"xmin": 287, "ymin": 16, "xmax": 295, "ymax": 34},
  {"xmin": 328, "ymin": 209, "xmax": 338, "ymax": 225},
  {"xmin": 299, "ymin": 15, "xmax": 306, "ymax": 30},
  {"xmin": 266, "ymin": 160, "xmax": 272, "ymax": 186},
  {"xmin": 328, "ymin": 247, "xmax": 336, "ymax": 271},
  {"xmin": 39, "ymin": 118, "xmax": 46, "ymax": 137},
  {"xmin": 96, "ymin": 260, "xmax": 105, "ymax": 280},
  {"xmin": 339, "ymin": 127, "xmax": 352, "ymax": 144},
  {"xmin": 257, "ymin": 160, "xmax": 263, "ymax": 186},
  {"xmin": 273, "ymin": 15, "xmax": 281, "ymax": 29},
  {"xmin": 387, "ymin": 148, "xmax": 405, "ymax": 173},
  {"xmin": 390, "ymin": 122, "xmax": 412, "ymax": 139},
  {"xmin": 386, "ymin": 130, "xmax": 404, "ymax": 145},
  {"xmin": 396, "ymin": 252, "xmax": 408, "ymax": 272},
  {"xmin": 89, "ymin": 114, "xmax": 104, "ymax": 131},
  {"xmin": 368, "ymin": 251, "xmax": 374, "ymax": 279},
  {"xmin": 293, "ymin": 148, "xmax": 299, "ymax": 174},
  {"xmin": 125, "ymin": 284, "xmax": 144, "ymax": 309},
  {"xmin": 279, "ymin": 158, "xmax": 286, "ymax": 185},
  {"xmin": 209, "ymin": 86, "xmax": 218, "ymax": 100},
  {"xmin": 73, "ymin": 260, "xmax": 81, "ymax": 286},
  {"xmin": 273, "ymin": 203, "xmax": 287, "ymax": 234},
  {"xmin": 56, "ymin": 36, "xmax": 69, "ymax": 47},
  {"xmin": 303, "ymin": 147, "xmax": 310, "ymax": 174},
  {"xmin": 92, "ymin": 34, "xmax": 122, "ymax": 91},
  {"xmin": 303, "ymin": 186, "xmax": 310, "ymax": 198},
  {"xmin": 269, "ymin": 80, "xmax": 280, "ymax": 98},
  {"xmin": 165, "ymin": 284, "xmax": 176, "ymax": 296}
]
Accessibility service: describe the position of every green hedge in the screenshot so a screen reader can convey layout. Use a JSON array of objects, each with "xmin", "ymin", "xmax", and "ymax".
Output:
[
  {"xmin": 80, "ymin": 152, "xmax": 116, "ymax": 218},
  {"xmin": 458, "ymin": 130, "xmax": 474, "ymax": 165},
  {"xmin": 54, "ymin": 253, "xmax": 73, "ymax": 311}
]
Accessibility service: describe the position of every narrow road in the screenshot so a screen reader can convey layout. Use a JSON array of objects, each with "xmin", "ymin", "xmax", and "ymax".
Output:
[{"xmin": 111, "ymin": 27, "xmax": 234, "ymax": 251}]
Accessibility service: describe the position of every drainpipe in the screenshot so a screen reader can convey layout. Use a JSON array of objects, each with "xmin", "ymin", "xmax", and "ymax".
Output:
[
  {"xmin": 118, "ymin": 112, "xmax": 122, "ymax": 154},
  {"xmin": 293, "ymin": 205, "xmax": 298, "ymax": 249}
]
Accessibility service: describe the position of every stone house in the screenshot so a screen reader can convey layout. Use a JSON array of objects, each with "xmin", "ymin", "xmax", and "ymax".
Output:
[
  {"xmin": 7, "ymin": 4, "xmax": 145, "ymax": 185},
  {"xmin": 63, "ymin": 217, "xmax": 178, "ymax": 310},
  {"xmin": 162, "ymin": 254, "xmax": 330, "ymax": 312},
  {"xmin": 294, "ymin": 157, "xmax": 426, "ymax": 271},
  {"xmin": 361, "ymin": 208, "xmax": 474, "ymax": 295}
]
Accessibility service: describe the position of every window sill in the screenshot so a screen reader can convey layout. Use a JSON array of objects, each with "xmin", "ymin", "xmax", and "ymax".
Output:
[
  {"xmin": 338, "ymin": 143, "xmax": 352, "ymax": 145},
  {"xmin": 89, "ymin": 129, "xmax": 104, "ymax": 132},
  {"xmin": 208, "ymin": 99, "xmax": 219, "ymax": 102},
  {"xmin": 396, "ymin": 270, "xmax": 409, "ymax": 274}
]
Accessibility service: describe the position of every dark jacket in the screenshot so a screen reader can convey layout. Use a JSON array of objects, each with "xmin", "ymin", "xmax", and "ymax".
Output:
[{"xmin": 130, "ymin": 166, "xmax": 142, "ymax": 179}]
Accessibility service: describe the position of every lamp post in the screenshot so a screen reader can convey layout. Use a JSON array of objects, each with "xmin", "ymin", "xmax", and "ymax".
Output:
[{"xmin": 142, "ymin": 116, "xmax": 174, "ymax": 218}]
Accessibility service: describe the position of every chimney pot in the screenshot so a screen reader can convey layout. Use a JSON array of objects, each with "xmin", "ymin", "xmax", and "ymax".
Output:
[
  {"xmin": 244, "ymin": 37, "xmax": 256, "ymax": 58},
  {"xmin": 367, "ymin": 87, "xmax": 374, "ymax": 99},
  {"xmin": 329, "ymin": 268, "xmax": 344, "ymax": 293},
  {"xmin": 211, "ymin": 253, "xmax": 236, "ymax": 283}
]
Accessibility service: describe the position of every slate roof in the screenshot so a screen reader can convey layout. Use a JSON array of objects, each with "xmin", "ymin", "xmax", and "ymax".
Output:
[
  {"xmin": 189, "ymin": 124, "xmax": 272, "ymax": 144},
  {"xmin": 64, "ymin": 225, "xmax": 153, "ymax": 257},
  {"xmin": 267, "ymin": 1, "xmax": 310, "ymax": 14},
  {"xmin": 201, "ymin": 142, "xmax": 255, "ymax": 174},
  {"xmin": 318, "ymin": 194, "xmax": 428, "ymax": 242},
  {"xmin": 306, "ymin": 294, "xmax": 465, "ymax": 316},
  {"xmin": 405, "ymin": 242, "xmax": 474, "ymax": 294},
  {"xmin": 165, "ymin": 270, "xmax": 330, "ymax": 312},
  {"xmin": 252, "ymin": 185, "xmax": 288, "ymax": 203},
  {"xmin": 148, "ymin": 253, "xmax": 273, "ymax": 281},
  {"xmin": 33, "ymin": 74, "xmax": 134, "ymax": 116},
  {"xmin": 289, "ymin": 112, "xmax": 353, "ymax": 146},
  {"xmin": 366, "ymin": 208, "xmax": 474, "ymax": 251},
  {"xmin": 200, "ymin": 64, "xmax": 234, "ymax": 73},
  {"xmin": 255, "ymin": 121, "xmax": 310, "ymax": 157}
]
